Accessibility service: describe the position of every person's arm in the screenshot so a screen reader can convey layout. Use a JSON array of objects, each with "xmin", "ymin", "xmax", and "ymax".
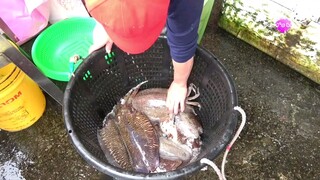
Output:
[
  {"xmin": 166, "ymin": 57, "xmax": 194, "ymax": 114},
  {"xmin": 166, "ymin": 0, "xmax": 204, "ymax": 114},
  {"xmin": 172, "ymin": 57, "xmax": 194, "ymax": 86}
]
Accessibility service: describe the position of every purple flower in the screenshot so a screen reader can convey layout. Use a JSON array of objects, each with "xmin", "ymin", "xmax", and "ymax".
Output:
[{"xmin": 276, "ymin": 19, "xmax": 291, "ymax": 33}]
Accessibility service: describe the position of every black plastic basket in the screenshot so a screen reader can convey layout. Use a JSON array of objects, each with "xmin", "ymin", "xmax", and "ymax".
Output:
[{"xmin": 63, "ymin": 37, "xmax": 238, "ymax": 179}]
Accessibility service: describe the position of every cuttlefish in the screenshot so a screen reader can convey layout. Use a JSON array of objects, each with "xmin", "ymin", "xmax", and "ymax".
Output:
[{"xmin": 97, "ymin": 81, "xmax": 159, "ymax": 173}]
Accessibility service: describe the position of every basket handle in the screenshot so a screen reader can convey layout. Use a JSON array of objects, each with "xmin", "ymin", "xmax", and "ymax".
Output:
[{"xmin": 200, "ymin": 106, "xmax": 246, "ymax": 180}]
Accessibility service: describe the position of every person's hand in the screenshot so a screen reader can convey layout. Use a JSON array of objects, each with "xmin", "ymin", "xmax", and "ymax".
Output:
[
  {"xmin": 166, "ymin": 81, "xmax": 188, "ymax": 115},
  {"xmin": 166, "ymin": 56, "xmax": 194, "ymax": 115},
  {"xmin": 88, "ymin": 21, "xmax": 113, "ymax": 54}
]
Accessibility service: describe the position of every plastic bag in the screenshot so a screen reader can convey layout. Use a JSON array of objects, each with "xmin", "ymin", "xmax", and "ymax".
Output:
[
  {"xmin": 0, "ymin": 0, "xmax": 49, "ymax": 44},
  {"xmin": 48, "ymin": 0, "xmax": 90, "ymax": 24}
]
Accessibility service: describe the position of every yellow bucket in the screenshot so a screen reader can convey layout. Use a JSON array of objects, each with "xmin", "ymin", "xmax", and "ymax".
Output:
[{"xmin": 0, "ymin": 63, "xmax": 46, "ymax": 132}]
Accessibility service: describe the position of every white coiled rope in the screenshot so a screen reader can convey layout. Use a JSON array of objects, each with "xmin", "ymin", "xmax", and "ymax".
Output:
[{"xmin": 200, "ymin": 106, "xmax": 246, "ymax": 180}]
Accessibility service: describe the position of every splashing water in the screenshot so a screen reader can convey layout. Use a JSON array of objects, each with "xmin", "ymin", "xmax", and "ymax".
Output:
[{"xmin": 0, "ymin": 148, "xmax": 34, "ymax": 180}]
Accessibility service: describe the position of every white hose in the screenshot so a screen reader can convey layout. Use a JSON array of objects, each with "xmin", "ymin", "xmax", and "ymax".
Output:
[
  {"xmin": 200, "ymin": 106, "xmax": 246, "ymax": 180},
  {"xmin": 200, "ymin": 158, "xmax": 224, "ymax": 180}
]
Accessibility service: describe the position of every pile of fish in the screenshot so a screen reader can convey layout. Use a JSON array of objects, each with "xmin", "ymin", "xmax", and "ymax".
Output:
[{"xmin": 97, "ymin": 81, "xmax": 203, "ymax": 173}]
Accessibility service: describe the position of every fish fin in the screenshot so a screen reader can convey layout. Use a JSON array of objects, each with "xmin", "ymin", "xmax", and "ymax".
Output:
[{"xmin": 98, "ymin": 118, "xmax": 133, "ymax": 171}]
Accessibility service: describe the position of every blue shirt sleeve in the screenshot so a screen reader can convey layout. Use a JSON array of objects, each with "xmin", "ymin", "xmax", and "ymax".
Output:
[{"xmin": 166, "ymin": 0, "xmax": 204, "ymax": 63}]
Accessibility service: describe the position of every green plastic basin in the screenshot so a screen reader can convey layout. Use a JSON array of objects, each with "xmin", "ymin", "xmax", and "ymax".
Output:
[{"xmin": 31, "ymin": 17, "xmax": 97, "ymax": 81}]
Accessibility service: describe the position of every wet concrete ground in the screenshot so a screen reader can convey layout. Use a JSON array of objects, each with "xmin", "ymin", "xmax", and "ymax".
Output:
[{"xmin": 1, "ymin": 20, "xmax": 320, "ymax": 179}]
